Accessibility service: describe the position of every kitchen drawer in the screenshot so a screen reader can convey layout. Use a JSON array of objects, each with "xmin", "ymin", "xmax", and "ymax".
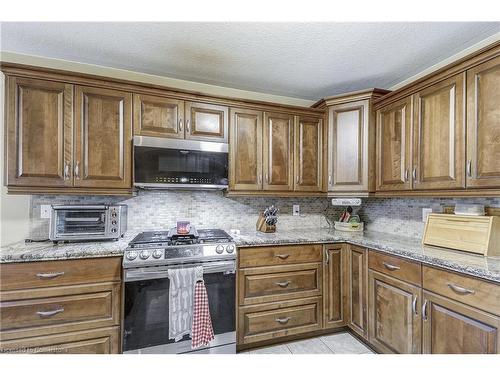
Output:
[
  {"xmin": 0, "ymin": 282, "xmax": 120, "ymax": 341},
  {"xmin": 368, "ymin": 251, "xmax": 421, "ymax": 286},
  {"xmin": 0, "ymin": 257, "xmax": 122, "ymax": 291},
  {"xmin": 238, "ymin": 297, "xmax": 322, "ymax": 344},
  {"xmin": 238, "ymin": 263, "xmax": 322, "ymax": 306},
  {"xmin": 423, "ymin": 266, "xmax": 500, "ymax": 315},
  {"xmin": 0, "ymin": 326, "xmax": 120, "ymax": 354},
  {"xmin": 238, "ymin": 245, "xmax": 322, "ymax": 268}
]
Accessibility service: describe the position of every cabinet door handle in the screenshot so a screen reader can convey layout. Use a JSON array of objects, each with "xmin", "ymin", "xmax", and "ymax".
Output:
[
  {"xmin": 412, "ymin": 167, "xmax": 417, "ymax": 181},
  {"xmin": 467, "ymin": 160, "xmax": 472, "ymax": 177},
  {"xmin": 447, "ymin": 283, "xmax": 475, "ymax": 295},
  {"xmin": 328, "ymin": 174, "xmax": 332, "ymax": 186},
  {"xmin": 422, "ymin": 300, "xmax": 428, "ymax": 321},
  {"xmin": 258, "ymin": 174, "xmax": 262, "ymax": 185},
  {"xmin": 275, "ymin": 281, "xmax": 290, "ymax": 288},
  {"xmin": 36, "ymin": 307, "xmax": 64, "ymax": 318},
  {"xmin": 265, "ymin": 173, "xmax": 269, "ymax": 183},
  {"xmin": 64, "ymin": 161, "xmax": 70, "ymax": 180},
  {"xmin": 275, "ymin": 317, "xmax": 291, "ymax": 324},
  {"xmin": 275, "ymin": 254, "xmax": 290, "ymax": 260},
  {"xmin": 186, "ymin": 120, "xmax": 191, "ymax": 133},
  {"xmin": 74, "ymin": 161, "xmax": 80, "ymax": 179},
  {"xmin": 412, "ymin": 295, "xmax": 418, "ymax": 316},
  {"xmin": 324, "ymin": 248, "xmax": 330, "ymax": 265},
  {"xmin": 179, "ymin": 118, "xmax": 183, "ymax": 132},
  {"xmin": 36, "ymin": 272, "xmax": 65, "ymax": 279},
  {"xmin": 404, "ymin": 169, "xmax": 409, "ymax": 182},
  {"xmin": 383, "ymin": 262, "xmax": 400, "ymax": 271}
]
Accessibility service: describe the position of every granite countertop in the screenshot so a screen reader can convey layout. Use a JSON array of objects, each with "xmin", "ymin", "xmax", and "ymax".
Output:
[{"xmin": 1, "ymin": 228, "xmax": 499, "ymax": 284}]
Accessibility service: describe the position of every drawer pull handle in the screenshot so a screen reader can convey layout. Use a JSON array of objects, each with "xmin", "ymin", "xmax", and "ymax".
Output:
[
  {"xmin": 383, "ymin": 262, "xmax": 400, "ymax": 271},
  {"xmin": 275, "ymin": 317, "xmax": 291, "ymax": 324},
  {"xmin": 36, "ymin": 272, "xmax": 65, "ymax": 279},
  {"xmin": 447, "ymin": 283, "xmax": 475, "ymax": 295},
  {"xmin": 36, "ymin": 308, "xmax": 64, "ymax": 318},
  {"xmin": 275, "ymin": 254, "xmax": 290, "ymax": 260},
  {"xmin": 275, "ymin": 281, "xmax": 291, "ymax": 288}
]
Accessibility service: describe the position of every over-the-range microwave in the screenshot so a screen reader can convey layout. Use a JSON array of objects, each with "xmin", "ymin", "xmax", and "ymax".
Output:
[{"xmin": 133, "ymin": 136, "xmax": 229, "ymax": 190}]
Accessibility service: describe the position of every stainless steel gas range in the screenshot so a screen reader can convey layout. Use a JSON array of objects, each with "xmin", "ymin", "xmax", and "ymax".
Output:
[{"xmin": 122, "ymin": 228, "xmax": 236, "ymax": 354}]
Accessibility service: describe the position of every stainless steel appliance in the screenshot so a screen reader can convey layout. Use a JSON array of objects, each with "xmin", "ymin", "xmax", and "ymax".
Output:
[
  {"xmin": 123, "ymin": 228, "xmax": 236, "ymax": 354},
  {"xmin": 134, "ymin": 136, "xmax": 228, "ymax": 190},
  {"xmin": 49, "ymin": 205, "xmax": 127, "ymax": 243}
]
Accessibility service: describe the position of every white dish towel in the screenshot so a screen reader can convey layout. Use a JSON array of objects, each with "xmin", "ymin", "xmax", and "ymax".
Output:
[{"xmin": 167, "ymin": 266, "xmax": 203, "ymax": 341}]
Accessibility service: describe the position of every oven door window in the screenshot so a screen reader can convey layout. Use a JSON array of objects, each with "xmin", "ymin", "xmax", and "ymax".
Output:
[
  {"xmin": 55, "ymin": 210, "xmax": 107, "ymax": 237},
  {"xmin": 123, "ymin": 272, "xmax": 235, "ymax": 352}
]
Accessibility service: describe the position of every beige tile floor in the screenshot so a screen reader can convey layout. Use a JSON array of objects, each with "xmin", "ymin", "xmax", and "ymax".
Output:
[{"xmin": 242, "ymin": 332, "xmax": 374, "ymax": 354}]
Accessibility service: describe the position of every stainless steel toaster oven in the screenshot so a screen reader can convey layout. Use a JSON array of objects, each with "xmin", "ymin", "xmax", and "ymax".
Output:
[{"xmin": 49, "ymin": 205, "xmax": 127, "ymax": 243}]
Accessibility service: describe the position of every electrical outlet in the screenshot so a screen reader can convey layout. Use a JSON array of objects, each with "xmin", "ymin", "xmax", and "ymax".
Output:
[
  {"xmin": 293, "ymin": 204, "xmax": 300, "ymax": 216},
  {"xmin": 422, "ymin": 208, "xmax": 432, "ymax": 223},
  {"xmin": 40, "ymin": 205, "xmax": 51, "ymax": 219}
]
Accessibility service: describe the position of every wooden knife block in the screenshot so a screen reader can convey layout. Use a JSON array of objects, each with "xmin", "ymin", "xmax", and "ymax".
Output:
[{"xmin": 256, "ymin": 213, "xmax": 276, "ymax": 233}]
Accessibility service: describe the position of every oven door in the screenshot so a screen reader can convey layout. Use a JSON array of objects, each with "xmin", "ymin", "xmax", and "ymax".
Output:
[{"xmin": 123, "ymin": 261, "xmax": 236, "ymax": 354}]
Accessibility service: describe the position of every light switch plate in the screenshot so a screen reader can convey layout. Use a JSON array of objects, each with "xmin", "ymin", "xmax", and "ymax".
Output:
[
  {"xmin": 40, "ymin": 205, "xmax": 51, "ymax": 219},
  {"xmin": 422, "ymin": 208, "xmax": 432, "ymax": 223},
  {"xmin": 293, "ymin": 204, "xmax": 300, "ymax": 216}
]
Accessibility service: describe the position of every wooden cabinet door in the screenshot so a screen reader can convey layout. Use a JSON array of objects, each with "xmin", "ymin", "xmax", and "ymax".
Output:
[
  {"xmin": 422, "ymin": 291, "xmax": 499, "ymax": 354},
  {"xmin": 263, "ymin": 112, "xmax": 294, "ymax": 191},
  {"xmin": 294, "ymin": 116, "xmax": 323, "ymax": 191},
  {"xmin": 348, "ymin": 245, "xmax": 368, "ymax": 338},
  {"xmin": 323, "ymin": 245, "xmax": 347, "ymax": 329},
  {"xmin": 368, "ymin": 270, "xmax": 421, "ymax": 353},
  {"xmin": 74, "ymin": 86, "xmax": 132, "ymax": 189},
  {"xmin": 185, "ymin": 101, "xmax": 228, "ymax": 142},
  {"xmin": 328, "ymin": 100, "xmax": 370, "ymax": 192},
  {"xmin": 229, "ymin": 108, "xmax": 263, "ymax": 190},
  {"xmin": 413, "ymin": 74, "xmax": 465, "ymax": 190},
  {"xmin": 6, "ymin": 76, "xmax": 73, "ymax": 187},
  {"xmin": 466, "ymin": 56, "xmax": 500, "ymax": 188},
  {"xmin": 376, "ymin": 96, "xmax": 413, "ymax": 191},
  {"xmin": 133, "ymin": 94, "xmax": 184, "ymax": 138}
]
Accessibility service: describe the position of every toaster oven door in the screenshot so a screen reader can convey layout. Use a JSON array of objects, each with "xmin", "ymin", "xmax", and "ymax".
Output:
[{"xmin": 51, "ymin": 206, "xmax": 109, "ymax": 239}]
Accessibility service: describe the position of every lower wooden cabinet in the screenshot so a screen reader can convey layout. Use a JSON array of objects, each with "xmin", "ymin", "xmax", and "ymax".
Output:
[
  {"xmin": 347, "ymin": 245, "xmax": 368, "ymax": 338},
  {"xmin": 422, "ymin": 291, "xmax": 500, "ymax": 354},
  {"xmin": 368, "ymin": 270, "xmax": 422, "ymax": 353},
  {"xmin": 323, "ymin": 244, "xmax": 347, "ymax": 329}
]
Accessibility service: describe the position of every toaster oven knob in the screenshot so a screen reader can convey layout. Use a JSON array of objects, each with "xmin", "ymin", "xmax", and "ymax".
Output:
[
  {"xmin": 152, "ymin": 250, "xmax": 163, "ymax": 259},
  {"xmin": 126, "ymin": 251, "xmax": 138, "ymax": 261},
  {"xmin": 215, "ymin": 245, "xmax": 224, "ymax": 254},
  {"xmin": 139, "ymin": 250, "xmax": 151, "ymax": 260},
  {"xmin": 111, "ymin": 212, "xmax": 117, "ymax": 218},
  {"xmin": 226, "ymin": 244, "xmax": 235, "ymax": 253},
  {"xmin": 112, "ymin": 220, "xmax": 117, "ymax": 225}
]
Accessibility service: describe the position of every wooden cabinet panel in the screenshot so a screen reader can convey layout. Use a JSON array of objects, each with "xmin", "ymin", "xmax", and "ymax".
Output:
[
  {"xmin": 185, "ymin": 101, "xmax": 228, "ymax": 142},
  {"xmin": 368, "ymin": 251, "xmax": 421, "ymax": 286},
  {"xmin": 229, "ymin": 107, "xmax": 263, "ymax": 190},
  {"xmin": 348, "ymin": 245, "xmax": 368, "ymax": 338},
  {"xmin": 6, "ymin": 76, "xmax": 73, "ymax": 187},
  {"xmin": 466, "ymin": 56, "xmax": 500, "ymax": 188},
  {"xmin": 238, "ymin": 297, "xmax": 322, "ymax": 345},
  {"xmin": 238, "ymin": 245, "xmax": 322, "ymax": 268},
  {"xmin": 323, "ymin": 245, "xmax": 347, "ymax": 329},
  {"xmin": 133, "ymin": 94, "xmax": 184, "ymax": 138},
  {"xmin": 239, "ymin": 263, "xmax": 322, "ymax": 306},
  {"xmin": 376, "ymin": 96, "xmax": 412, "ymax": 191},
  {"xmin": 328, "ymin": 100, "xmax": 370, "ymax": 191},
  {"xmin": 294, "ymin": 116, "xmax": 323, "ymax": 191},
  {"xmin": 413, "ymin": 74, "xmax": 465, "ymax": 190},
  {"xmin": 368, "ymin": 270, "xmax": 421, "ymax": 353},
  {"xmin": 263, "ymin": 112, "xmax": 294, "ymax": 191},
  {"xmin": 74, "ymin": 86, "xmax": 132, "ymax": 189},
  {"xmin": 0, "ymin": 326, "xmax": 120, "ymax": 354},
  {"xmin": 422, "ymin": 291, "xmax": 499, "ymax": 354}
]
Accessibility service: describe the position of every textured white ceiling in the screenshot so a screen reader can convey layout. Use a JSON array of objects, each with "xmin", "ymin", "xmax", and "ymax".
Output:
[{"xmin": 1, "ymin": 22, "xmax": 499, "ymax": 100}]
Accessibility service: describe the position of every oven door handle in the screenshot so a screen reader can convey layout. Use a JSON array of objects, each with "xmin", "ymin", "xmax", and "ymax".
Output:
[{"xmin": 124, "ymin": 261, "xmax": 236, "ymax": 282}]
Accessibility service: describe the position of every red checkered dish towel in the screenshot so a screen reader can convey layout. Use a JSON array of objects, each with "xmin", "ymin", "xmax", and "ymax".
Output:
[{"xmin": 191, "ymin": 281, "xmax": 215, "ymax": 349}]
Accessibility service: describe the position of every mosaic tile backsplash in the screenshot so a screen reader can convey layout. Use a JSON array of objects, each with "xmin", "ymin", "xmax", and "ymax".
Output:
[{"xmin": 27, "ymin": 191, "xmax": 500, "ymax": 241}]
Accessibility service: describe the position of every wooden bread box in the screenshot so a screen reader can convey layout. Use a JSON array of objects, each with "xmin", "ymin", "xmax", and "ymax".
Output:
[{"xmin": 423, "ymin": 213, "xmax": 500, "ymax": 256}]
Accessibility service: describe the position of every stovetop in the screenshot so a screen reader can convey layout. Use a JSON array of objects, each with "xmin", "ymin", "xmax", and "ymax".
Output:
[{"xmin": 129, "ymin": 228, "xmax": 232, "ymax": 247}]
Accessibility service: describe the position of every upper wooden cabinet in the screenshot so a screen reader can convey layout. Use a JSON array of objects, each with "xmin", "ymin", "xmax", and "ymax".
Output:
[
  {"xmin": 133, "ymin": 94, "xmax": 184, "ymax": 139},
  {"xmin": 263, "ymin": 112, "xmax": 295, "ymax": 191},
  {"xmin": 466, "ymin": 55, "xmax": 500, "ymax": 188},
  {"xmin": 185, "ymin": 101, "xmax": 228, "ymax": 142},
  {"xmin": 376, "ymin": 96, "xmax": 413, "ymax": 191},
  {"xmin": 74, "ymin": 86, "xmax": 132, "ymax": 189},
  {"xmin": 229, "ymin": 107, "xmax": 263, "ymax": 191},
  {"xmin": 294, "ymin": 116, "xmax": 323, "ymax": 191},
  {"xmin": 6, "ymin": 76, "xmax": 74, "ymax": 188},
  {"xmin": 413, "ymin": 74, "xmax": 465, "ymax": 190}
]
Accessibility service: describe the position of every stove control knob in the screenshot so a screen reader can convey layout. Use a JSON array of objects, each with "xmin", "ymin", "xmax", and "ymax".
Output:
[
  {"xmin": 152, "ymin": 250, "xmax": 163, "ymax": 259},
  {"xmin": 226, "ymin": 244, "xmax": 235, "ymax": 253},
  {"xmin": 139, "ymin": 250, "xmax": 151, "ymax": 260},
  {"xmin": 126, "ymin": 251, "xmax": 138, "ymax": 261},
  {"xmin": 215, "ymin": 245, "xmax": 224, "ymax": 254}
]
